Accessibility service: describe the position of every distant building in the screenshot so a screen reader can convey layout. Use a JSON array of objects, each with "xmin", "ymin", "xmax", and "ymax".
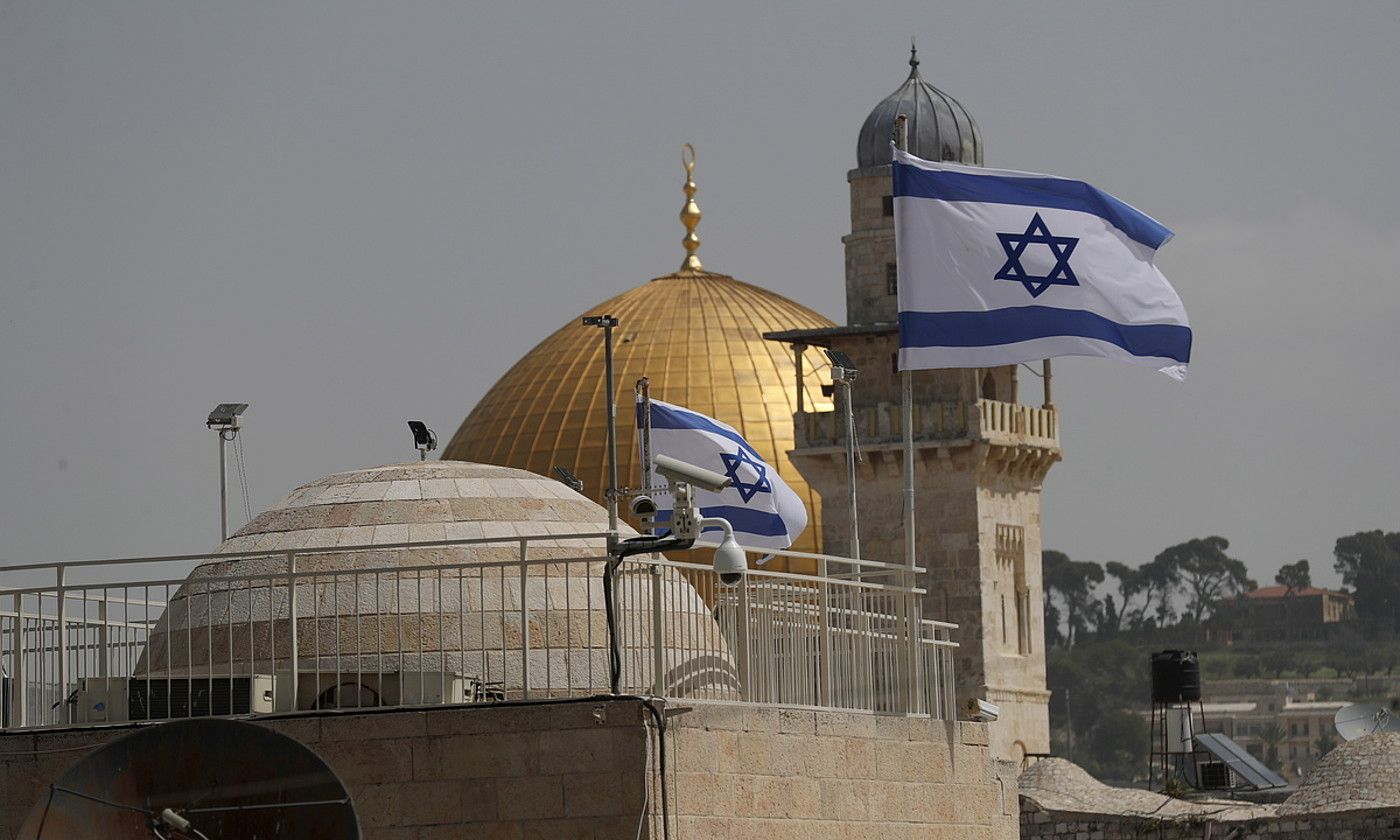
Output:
[
  {"xmin": 1203, "ymin": 689, "xmax": 1346, "ymax": 782},
  {"xmin": 1235, "ymin": 586, "xmax": 1354, "ymax": 643}
]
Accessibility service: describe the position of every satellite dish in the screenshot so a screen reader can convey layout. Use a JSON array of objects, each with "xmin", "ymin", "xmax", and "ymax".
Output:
[
  {"xmin": 17, "ymin": 718, "xmax": 360, "ymax": 839},
  {"xmin": 1334, "ymin": 702, "xmax": 1400, "ymax": 741}
]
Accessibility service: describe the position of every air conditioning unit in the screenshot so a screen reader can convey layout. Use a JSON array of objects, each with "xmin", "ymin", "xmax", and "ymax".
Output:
[
  {"xmin": 74, "ymin": 676, "xmax": 276, "ymax": 724},
  {"xmin": 277, "ymin": 671, "xmax": 471, "ymax": 711},
  {"xmin": 1197, "ymin": 760, "xmax": 1233, "ymax": 789}
]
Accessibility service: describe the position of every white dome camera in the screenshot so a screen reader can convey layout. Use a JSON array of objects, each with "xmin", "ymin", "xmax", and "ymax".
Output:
[{"xmin": 629, "ymin": 495, "xmax": 658, "ymax": 517}]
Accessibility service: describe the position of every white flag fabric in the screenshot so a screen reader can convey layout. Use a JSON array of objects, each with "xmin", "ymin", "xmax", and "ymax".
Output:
[
  {"xmin": 894, "ymin": 147, "xmax": 1192, "ymax": 380},
  {"xmin": 640, "ymin": 399, "xmax": 807, "ymax": 552}
]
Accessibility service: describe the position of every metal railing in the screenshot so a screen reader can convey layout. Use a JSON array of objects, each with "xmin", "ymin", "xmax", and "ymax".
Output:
[
  {"xmin": 1, "ymin": 534, "xmax": 956, "ymax": 730},
  {"xmin": 795, "ymin": 398, "xmax": 1059, "ymax": 450}
]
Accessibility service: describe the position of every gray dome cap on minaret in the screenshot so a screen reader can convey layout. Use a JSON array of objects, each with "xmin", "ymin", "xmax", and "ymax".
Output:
[{"xmin": 857, "ymin": 43, "xmax": 983, "ymax": 169}]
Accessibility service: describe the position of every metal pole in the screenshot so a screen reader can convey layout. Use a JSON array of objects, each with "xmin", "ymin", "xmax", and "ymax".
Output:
[
  {"xmin": 840, "ymin": 378, "xmax": 860, "ymax": 561},
  {"xmin": 286, "ymin": 552, "xmax": 299, "ymax": 707},
  {"xmin": 604, "ymin": 322, "xmax": 619, "ymax": 537},
  {"xmin": 584, "ymin": 316, "xmax": 621, "ymax": 542},
  {"xmin": 218, "ymin": 431, "xmax": 229, "ymax": 542},
  {"xmin": 794, "ymin": 343, "xmax": 806, "ymax": 415},
  {"xmin": 895, "ymin": 114, "xmax": 915, "ymax": 575},
  {"xmin": 56, "ymin": 565, "xmax": 68, "ymax": 725},
  {"xmin": 637, "ymin": 377, "xmax": 653, "ymax": 503},
  {"xmin": 1042, "ymin": 359, "xmax": 1054, "ymax": 409},
  {"xmin": 13, "ymin": 593, "xmax": 26, "ymax": 728}
]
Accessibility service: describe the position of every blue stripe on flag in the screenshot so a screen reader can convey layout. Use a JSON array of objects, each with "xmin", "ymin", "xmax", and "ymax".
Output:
[
  {"xmin": 642, "ymin": 402, "xmax": 761, "ymax": 460},
  {"xmin": 893, "ymin": 161, "xmax": 1173, "ymax": 250},
  {"xmin": 653, "ymin": 506, "xmax": 790, "ymax": 538},
  {"xmin": 899, "ymin": 307, "xmax": 1192, "ymax": 363}
]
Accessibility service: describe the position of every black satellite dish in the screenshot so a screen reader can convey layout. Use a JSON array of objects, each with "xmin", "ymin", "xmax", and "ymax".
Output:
[{"xmin": 17, "ymin": 718, "xmax": 360, "ymax": 839}]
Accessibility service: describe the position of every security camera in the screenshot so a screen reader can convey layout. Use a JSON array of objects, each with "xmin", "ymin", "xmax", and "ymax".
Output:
[
  {"xmin": 713, "ymin": 534, "xmax": 746, "ymax": 585},
  {"xmin": 965, "ymin": 698, "xmax": 1000, "ymax": 723},
  {"xmin": 700, "ymin": 517, "xmax": 747, "ymax": 585},
  {"xmin": 653, "ymin": 454, "xmax": 732, "ymax": 494},
  {"xmin": 629, "ymin": 495, "xmax": 658, "ymax": 517}
]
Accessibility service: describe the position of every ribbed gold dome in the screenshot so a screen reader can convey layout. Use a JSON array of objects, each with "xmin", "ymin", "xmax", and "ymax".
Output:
[{"xmin": 442, "ymin": 269, "xmax": 836, "ymax": 558}]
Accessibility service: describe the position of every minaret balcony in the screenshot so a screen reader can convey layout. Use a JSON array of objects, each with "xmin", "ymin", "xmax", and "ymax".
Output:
[{"xmin": 794, "ymin": 398, "xmax": 1059, "ymax": 453}]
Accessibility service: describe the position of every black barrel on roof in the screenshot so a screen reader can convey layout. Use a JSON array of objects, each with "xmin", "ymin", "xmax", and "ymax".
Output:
[{"xmin": 1151, "ymin": 649, "xmax": 1202, "ymax": 703}]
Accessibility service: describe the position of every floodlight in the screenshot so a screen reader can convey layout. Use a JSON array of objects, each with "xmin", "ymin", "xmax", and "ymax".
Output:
[
  {"xmin": 407, "ymin": 421, "xmax": 437, "ymax": 460},
  {"xmin": 825, "ymin": 348, "xmax": 857, "ymax": 381},
  {"xmin": 206, "ymin": 403, "xmax": 248, "ymax": 428},
  {"xmin": 581, "ymin": 315, "xmax": 619, "ymax": 328},
  {"xmin": 553, "ymin": 465, "xmax": 584, "ymax": 493}
]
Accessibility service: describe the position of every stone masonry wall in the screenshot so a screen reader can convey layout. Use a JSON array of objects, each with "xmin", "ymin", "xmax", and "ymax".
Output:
[
  {"xmin": 3, "ymin": 699, "xmax": 1020, "ymax": 840},
  {"xmin": 670, "ymin": 704, "xmax": 1019, "ymax": 840},
  {"xmin": 2, "ymin": 699, "xmax": 653, "ymax": 840},
  {"xmin": 1021, "ymin": 800, "xmax": 1400, "ymax": 840}
]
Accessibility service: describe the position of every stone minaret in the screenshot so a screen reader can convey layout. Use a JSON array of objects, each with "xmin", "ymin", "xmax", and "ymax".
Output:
[{"xmin": 766, "ymin": 45, "xmax": 1060, "ymax": 762}]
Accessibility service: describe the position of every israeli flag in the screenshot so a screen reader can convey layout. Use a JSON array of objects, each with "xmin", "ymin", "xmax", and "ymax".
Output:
[
  {"xmin": 641, "ymin": 399, "xmax": 808, "ymax": 552},
  {"xmin": 894, "ymin": 148, "xmax": 1192, "ymax": 380}
]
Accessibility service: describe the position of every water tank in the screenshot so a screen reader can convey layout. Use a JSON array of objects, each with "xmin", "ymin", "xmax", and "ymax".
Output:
[{"xmin": 1150, "ymin": 650, "xmax": 1202, "ymax": 703}]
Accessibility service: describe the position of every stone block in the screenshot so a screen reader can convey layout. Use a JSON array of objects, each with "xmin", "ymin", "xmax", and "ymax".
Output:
[
  {"xmin": 561, "ymin": 771, "xmax": 627, "ymax": 818},
  {"xmin": 322, "ymin": 710, "xmax": 425, "ymax": 742},
  {"xmin": 496, "ymin": 775, "xmax": 564, "ymax": 821},
  {"xmin": 352, "ymin": 782, "xmax": 404, "ymax": 828},
  {"xmin": 400, "ymin": 779, "xmax": 463, "ymax": 826},
  {"xmin": 451, "ymin": 778, "xmax": 497, "ymax": 823},
  {"xmin": 537, "ymin": 727, "xmax": 625, "ymax": 772},
  {"xmin": 316, "ymin": 736, "xmax": 416, "ymax": 785}
]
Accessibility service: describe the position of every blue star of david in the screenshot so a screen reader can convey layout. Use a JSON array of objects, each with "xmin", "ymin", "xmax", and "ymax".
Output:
[
  {"xmin": 719, "ymin": 447, "xmax": 772, "ymax": 503},
  {"xmin": 994, "ymin": 213, "xmax": 1080, "ymax": 297}
]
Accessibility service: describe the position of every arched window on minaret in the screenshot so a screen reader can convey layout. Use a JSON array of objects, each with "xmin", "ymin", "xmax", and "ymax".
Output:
[{"xmin": 980, "ymin": 370, "xmax": 998, "ymax": 401}]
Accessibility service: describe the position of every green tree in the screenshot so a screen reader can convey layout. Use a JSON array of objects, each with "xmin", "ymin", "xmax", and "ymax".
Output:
[
  {"xmin": 1233, "ymin": 655, "xmax": 1262, "ymax": 679},
  {"xmin": 1043, "ymin": 550, "xmax": 1105, "ymax": 648},
  {"xmin": 1275, "ymin": 559, "xmax": 1312, "ymax": 592},
  {"xmin": 1104, "ymin": 557, "xmax": 1180, "ymax": 631},
  {"xmin": 1333, "ymin": 530, "xmax": 1400, "ymax": 637},
  {"xmin": 1314, "ymin": 731, "xmax": 1336, "ymax": 758},
  {"xmin": 1155, "ymin": 537, "xmax": 1254, "ymax": 625},
  {"xmin": 1082, "ymin": 709, "xmax": 1149, "ymax": 784}
]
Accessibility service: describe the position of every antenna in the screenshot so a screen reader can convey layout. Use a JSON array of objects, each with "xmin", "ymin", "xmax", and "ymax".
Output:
[
  {"xmin": 15, "ymin": 718, "xmax": 359, "ymax": 839},
  {"xmin": 1335, "ymin": 703, "xmax": 1400, "ymax": 741}
]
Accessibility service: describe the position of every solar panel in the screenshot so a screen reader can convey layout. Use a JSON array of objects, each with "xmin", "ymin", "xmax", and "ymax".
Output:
[{"xmin": 1193, "ymin": 732, "xmax": 1288, "ymax": 789}]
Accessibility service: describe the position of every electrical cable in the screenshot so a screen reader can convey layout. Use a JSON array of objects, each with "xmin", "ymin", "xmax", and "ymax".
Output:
[
  {"xmin": 639, "ymin": 698, "xmax": 671, "ymax": 840},
  {"xmin": 234, "ymin": 436, "xmax": 252, "ymax": 525}
]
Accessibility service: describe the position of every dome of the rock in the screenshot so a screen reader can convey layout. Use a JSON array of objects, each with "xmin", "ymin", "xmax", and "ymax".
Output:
[{"xmin": 441, "ymin": 268, "xmax": 836, "ymax": 557}]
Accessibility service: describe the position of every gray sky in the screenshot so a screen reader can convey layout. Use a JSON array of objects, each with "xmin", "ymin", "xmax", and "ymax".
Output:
[{"xmin": 2, "ymin": 1, "xmax": 1397, "ymax": 591}]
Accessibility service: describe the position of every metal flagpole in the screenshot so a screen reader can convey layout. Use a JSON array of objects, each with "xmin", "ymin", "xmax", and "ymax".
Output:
[
  {"xmin": 636, "ymin": 377, "xmax": 654, "ymax": 535},
  {"xmin": 895, "ymin": 114, "xmax": 916, "ymax": 575}
]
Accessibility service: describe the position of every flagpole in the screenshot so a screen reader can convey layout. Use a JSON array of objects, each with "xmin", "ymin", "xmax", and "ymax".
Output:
[
  {"xmin": 895, "ymin": 114, "xmax": 916, "ymax": 575},
  {"xmin": 636, "ymin": 376, "xmax": 654, "ymax": 535}
]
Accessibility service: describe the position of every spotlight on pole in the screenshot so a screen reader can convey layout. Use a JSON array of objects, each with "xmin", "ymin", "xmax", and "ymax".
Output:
[
  {"xmin": 206, "ymin": 403, "xmax": 248, "ymax": 542},
  {"xmin": 407, "ymin": 421, "xmax": 437, "ymax": 461}
]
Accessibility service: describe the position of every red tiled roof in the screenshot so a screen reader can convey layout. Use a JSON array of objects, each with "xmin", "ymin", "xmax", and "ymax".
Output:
[{"xmin": 1245, "ymin": 585, "xmax": 1346, "ymax": 599}]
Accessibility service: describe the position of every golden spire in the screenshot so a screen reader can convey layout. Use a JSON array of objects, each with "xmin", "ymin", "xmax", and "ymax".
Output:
[{"xmin": 679, "ymin": 143, "xmax": 703, "ymax": 272}]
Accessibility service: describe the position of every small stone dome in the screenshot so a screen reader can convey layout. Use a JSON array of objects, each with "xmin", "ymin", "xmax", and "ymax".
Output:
[
  {"xmin": 1278, "ymin": 731, "xmax": 1400, "ymax": 815},
  {"xmin": 856, "ymin": 44, "xmax": 983, "ymax": 170},
  {"xmin": 141, "ymin": 461, "xmax": 736, "ymax": 701}
]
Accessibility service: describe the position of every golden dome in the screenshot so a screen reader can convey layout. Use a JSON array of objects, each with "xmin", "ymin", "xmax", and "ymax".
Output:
[{"xmin": 442, "ymin": 269, "xmax": 836, "ymax": 558}]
